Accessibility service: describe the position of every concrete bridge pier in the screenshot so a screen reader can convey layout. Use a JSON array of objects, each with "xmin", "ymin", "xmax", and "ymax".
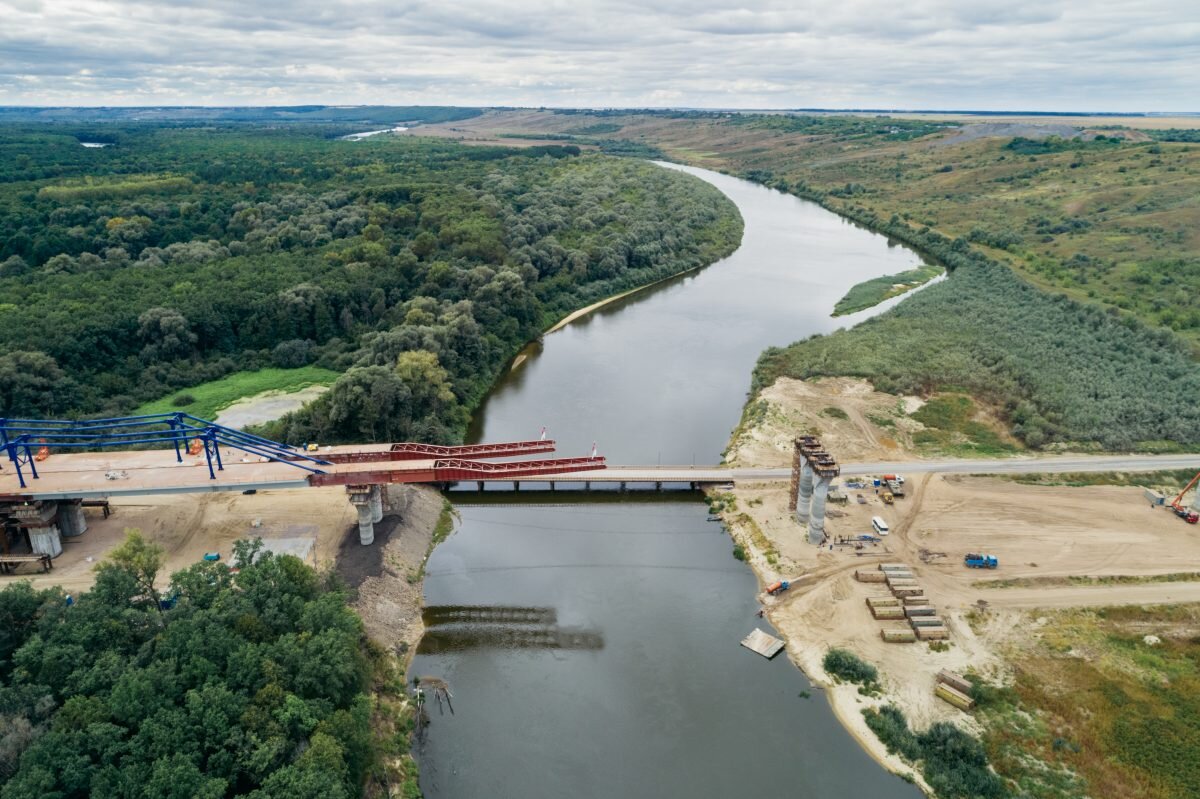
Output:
[
  {"xmin": 346, "ymin": 486, "xmax": 375, "ymax": 545},
  {"xmin": 57, "ymin": 499, "xmax": 88, "ymax": 538},
  {"xmin": 808, "ymin": 476, "xmax": 831, "ymax": 545},
  {"xmin": 369, "ymin": 486, "xmax": 384, "ymax": 524},
  {"xmin": 795, "ymin": 461, "xmax": 814, "ymax": 525},
  {"xmin": 355, "ymin": 503, "xmax": 375, "ymax": 546}
]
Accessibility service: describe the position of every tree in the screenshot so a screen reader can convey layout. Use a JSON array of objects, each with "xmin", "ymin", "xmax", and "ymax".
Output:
[
  {"xmin": 137, "ymin": 307, "xmax": 197, "ymax": 363},
  {"xmin": 0, "ymin": 351, "xmax": 77, "ymax": 416},
  {"xmin": 96, "ymin": 530, "xmax": 165, "ymax": 619},
  {"xmin": 325, "ymin": 366, "xmax": 412, "ymax": 442},
  {"xmin": 394, "ymin": 350, "xmax": 455, "ymax": 423}
]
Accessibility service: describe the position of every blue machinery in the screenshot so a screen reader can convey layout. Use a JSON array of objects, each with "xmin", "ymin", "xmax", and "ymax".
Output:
[{"xmin": 0, "ymin": 413, "xmax": 331, "ymax": 489}]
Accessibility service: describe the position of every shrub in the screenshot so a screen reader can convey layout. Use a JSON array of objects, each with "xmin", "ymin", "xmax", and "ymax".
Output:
[
  {"xmin": 823, "ymin": 648, "xmax": 878, "ymax": 686},
  {"xmin": 863, "ymin": 705, "xmax": 1008, "ymax": 799},
  {"xmin": 732, "ymin": 544, "xmax": 747, "ymax": 561},
  {"xmin": 171, "ymin": 393, "xmax": 195, "ymax": 407}
]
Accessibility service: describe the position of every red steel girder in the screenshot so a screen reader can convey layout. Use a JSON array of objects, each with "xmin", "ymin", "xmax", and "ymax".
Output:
[
  {"xmin": 307, "ymin": 456, "xmax": 606, "ymax": 487},
  {"xmin": 317, "ymin": 439, "xmax": 557, "ymax": 464}
]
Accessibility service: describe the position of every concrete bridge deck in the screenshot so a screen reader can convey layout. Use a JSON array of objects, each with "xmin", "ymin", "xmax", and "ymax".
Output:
[{"xmin": 5, "ymin": 451, "xmax": 1199, "ymax": 501}]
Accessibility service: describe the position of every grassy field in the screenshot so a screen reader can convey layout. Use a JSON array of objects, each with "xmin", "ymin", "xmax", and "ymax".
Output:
[
  {"xmin": 972, "ymin": 605, "xmax": 1200, "ymax": 799},
  {"xmin": 832, "ymin": 264, "xmax": 943, "ymax": 316},
  {"xmin": 132, "ymin": 366, "xmax": 339, "ymax": 422}
]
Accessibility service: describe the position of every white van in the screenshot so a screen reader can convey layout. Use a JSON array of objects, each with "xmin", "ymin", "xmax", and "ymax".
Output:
[{"xmin": 871, "ymin": 516, "xmax": 889, "ymax": 536}]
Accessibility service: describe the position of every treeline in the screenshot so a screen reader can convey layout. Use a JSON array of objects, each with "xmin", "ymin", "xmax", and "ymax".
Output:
[
  {"xmin": 754, "ymin": 257, "xmax": 1200, "ymax": 450},
  {"xmin": 0, "ymin": 125, "xmax": 741, "ymax": 443},
  {"xmin": 0, "ymin": 535, "xmax": 387, "ymax": 798},
  {"xmin": 727, "ymin": 164, "xmax": 1200, "ymax": 450}
]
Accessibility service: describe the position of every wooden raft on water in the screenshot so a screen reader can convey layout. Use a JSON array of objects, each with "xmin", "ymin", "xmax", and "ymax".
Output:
[{"xmin": 741, "ymin": 628, "xmax": 786, "ymax": 659}]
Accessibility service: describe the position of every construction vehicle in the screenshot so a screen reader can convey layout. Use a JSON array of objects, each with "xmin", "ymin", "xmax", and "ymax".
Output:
[
  {"xmin": 881, "ymin": 490, "xmax": 894, "ymax": 504},
  {"xmin": 1168, "ymin": 471, "xmax": 1200, "ymax": 524},
  {"xmin": 766, "ymin": 580, "xmax": 791, "ymax": 596},
  {"xmin": 964, "ymin": 553, "xmax": 998, "ymax": 569},
  {"xmin": 886, "ymin": 479, "xmax": 905, "ymax": 497}
]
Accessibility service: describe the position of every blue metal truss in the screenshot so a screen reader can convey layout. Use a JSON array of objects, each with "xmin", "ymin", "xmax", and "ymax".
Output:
[{"xmin": 0, "ymin": 413, "xmax": 330, "ymax": 489}]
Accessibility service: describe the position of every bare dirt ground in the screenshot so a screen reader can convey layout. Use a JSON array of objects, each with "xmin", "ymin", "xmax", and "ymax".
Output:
[
  {"xmin": 11, "ymin": 483, "xmax": 447, "ymax": 655},
  {"xmin": 214, "ymin": 385, "xmax": 328, "ymax": 429},
  {"xmin": 16, "ymin": 486, "xmax": 357, "ymax": 592},
  {"xmin": 338, "ymin": 486, "xmax": 444, "ymax": 654},
  {"xmin": 719, "ymin": 375, "xmax": 1200, "ymax": 781},
  {"xmin": 726, "ymin": 376, "xmax": 922, "ymax": 466}
]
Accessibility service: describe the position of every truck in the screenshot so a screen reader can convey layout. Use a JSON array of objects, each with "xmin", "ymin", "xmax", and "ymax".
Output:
[
  {"xmin": 766, "ymin": 580, "xmax": 791, "ymax": 596},
  {"xmin": 964, "ymin": 553, "xmax": 998, "ymax": 569},
  {"xmin": 1174, "ymin": 506, "xmax": 1200, "ymax": 524},
  {"xmin": 886, "ymin": 479, "xmax": 905, "ymax": 497}
]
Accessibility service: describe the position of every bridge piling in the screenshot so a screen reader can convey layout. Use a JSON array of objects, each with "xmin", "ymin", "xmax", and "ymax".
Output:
[
  {"xmin": 369, "ymin": 485, "xmax": 383, "ymax": 524},
  {"xmin": 808, "ymin": 476, "xmax": 831, "ymax": 545}
]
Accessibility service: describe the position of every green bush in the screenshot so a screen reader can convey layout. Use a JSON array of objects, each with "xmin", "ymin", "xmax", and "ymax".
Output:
[
  {"xmin": 823, "ymin": 648, "xmax": 879, "ymax": 686},
  {"xmin": 171, "ymin": 392, "xmax": 195, "ymax": 407},
  {"xmin": 863, "ymin": 705, "xmax": 1008, "ymax": 799}
]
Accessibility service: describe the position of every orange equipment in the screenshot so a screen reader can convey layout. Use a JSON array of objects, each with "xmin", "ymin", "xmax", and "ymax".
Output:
[
  {"xmin": 187, "ymin": 439, "xmax": 204, "ymax": 456},
  {"xmin": 1169, "ymin": 471, "xmax": 1200, "ymax": 524},
  {"xmin": 35, "ymin": 439, "xmax": 49, "ymax": 462}
]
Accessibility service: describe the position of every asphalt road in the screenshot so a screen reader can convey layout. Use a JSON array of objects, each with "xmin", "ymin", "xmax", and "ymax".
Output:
[{"xmin": 732, "ymin": 453, "xmax": 1200, "ymax": 480}]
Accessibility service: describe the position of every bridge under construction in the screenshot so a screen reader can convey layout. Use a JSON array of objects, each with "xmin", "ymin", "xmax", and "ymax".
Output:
[
  {"xmin": 0, "ymin": 413, "xmax": 606, "ymax": 554},
  {"xmin": 6, "ymin": 413, "xmax": 1200, "ymax": 561}
]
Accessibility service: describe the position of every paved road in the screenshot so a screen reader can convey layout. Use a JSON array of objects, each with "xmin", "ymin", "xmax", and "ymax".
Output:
[{"xmin": 567, "ymin": 454, "xmax": 1200, "ymax": 483}]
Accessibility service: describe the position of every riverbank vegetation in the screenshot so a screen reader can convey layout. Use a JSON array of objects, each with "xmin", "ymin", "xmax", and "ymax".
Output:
[
  {"xmin": 832, "ymin": 264, "xmax": 943, "ymax": 316},
  {"xmin": 0, "ymin": 534, "xmax": 397, "ymax": 798},
  {"xmin": 752, "ymin": 260, "xmax": 1200, "ymax": 450},
  {"xmin": 439, "ymin": 110, "xmax": 1200, "ymax": 452},
  {"xmin": 0, "ymin": 123, "xmax": 740, "ymax": 443},
  {"xmin": 863, "ymin": 705, "xmax": 1007, "ymax": 799},
  {"xmin": 968, "ymin": 605, "xmax": 1200, "ymax": 799}
]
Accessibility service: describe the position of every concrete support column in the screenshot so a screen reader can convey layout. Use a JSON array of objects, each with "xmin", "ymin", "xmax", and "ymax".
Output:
[
  {"xmin": 795, "ymin": 461, "xmax": 814, "ymax": 525},
  {"xmin": 355, "ymin": 502, "xmax": 375, "ymax": 546},
  {"xmin": 58, "ymin": 499, "xmax": 88, "ymax": 538},
  {"xmin": 369, "ymin": 485, "xmax": 384, "ymax": 524},
  {"xmin": 808, "ymin": 476, "xmax": 831, "ymax": 545},
  {"xmin": 1191, "ymin": 489, "xmax": 1200, "ymax": 513}
]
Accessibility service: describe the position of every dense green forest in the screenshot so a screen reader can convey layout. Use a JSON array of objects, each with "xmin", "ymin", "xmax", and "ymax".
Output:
[
  {"xmin": 0, "ymin": 123, "xmax": 741, "ymax": 442},
  {"xmin": 0, "ymin": 536, "xmax": 394, "ymax": 798},
  {"xmin": 755, "ymin": 257, "xmax": 1200, "ymax": 450}
]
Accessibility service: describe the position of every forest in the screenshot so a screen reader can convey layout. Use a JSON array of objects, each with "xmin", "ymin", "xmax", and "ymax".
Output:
[
  {"xmin": 0, "ymin": 123, "xmax": 741, "ymax": 443},
  {"xmin": 0, "ymin": 535, "xmax": 390, "ymax": 798},
  {"xmin": 754, "ymin": 256, "xmax": 1200, "ymax": 450}
]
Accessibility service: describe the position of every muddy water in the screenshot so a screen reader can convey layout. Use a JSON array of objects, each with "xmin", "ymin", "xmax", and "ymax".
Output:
[{"xmin": 410, "ymin": 164, "xmax": 926, "ymax": 798}]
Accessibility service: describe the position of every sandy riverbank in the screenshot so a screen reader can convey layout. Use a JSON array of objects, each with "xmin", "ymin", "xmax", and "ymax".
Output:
[{"xmin": 716, "ymin": 374, "xmax": 1200, "ymax": 793}]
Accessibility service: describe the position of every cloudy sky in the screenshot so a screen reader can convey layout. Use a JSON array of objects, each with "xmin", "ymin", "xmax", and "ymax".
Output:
[{"xmin": 1, "ymin": 0, "xmax": 1197, "ymax": 110}]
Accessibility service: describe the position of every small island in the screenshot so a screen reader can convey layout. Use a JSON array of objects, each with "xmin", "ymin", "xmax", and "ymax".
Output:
[{"xmin": 832, "ymin": 263, "xmax": 943, "ymax": 316}]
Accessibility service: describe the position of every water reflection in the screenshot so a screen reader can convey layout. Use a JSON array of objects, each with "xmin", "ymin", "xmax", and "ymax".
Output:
[{"xmin": 420, "ymin": 604, "xmax": 604, "ymax": 654}]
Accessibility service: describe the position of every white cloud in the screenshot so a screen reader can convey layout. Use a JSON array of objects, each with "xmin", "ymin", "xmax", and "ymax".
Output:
[{"xmin": 0, "ymin": 0, "xmax": 1196, "ymax": 109}]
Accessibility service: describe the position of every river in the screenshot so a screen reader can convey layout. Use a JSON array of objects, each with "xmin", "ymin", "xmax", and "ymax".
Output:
[{"xmin": 409, "ymin": 164, "xmax": 928, "ymax": 798}]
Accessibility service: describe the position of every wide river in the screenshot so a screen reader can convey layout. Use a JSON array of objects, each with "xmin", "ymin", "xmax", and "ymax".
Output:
[{"xmin": 410, "ymin": 164, "xmax": 928, "ymax": 798}]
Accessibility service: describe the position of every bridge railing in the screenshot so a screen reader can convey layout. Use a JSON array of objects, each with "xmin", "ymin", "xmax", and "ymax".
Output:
[{"xmin": 0, "ymin": 413, "xmax": 330, "ymax": 489}]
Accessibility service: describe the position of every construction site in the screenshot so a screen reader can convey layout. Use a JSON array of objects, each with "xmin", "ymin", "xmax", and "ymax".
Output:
[{"xmin": 720, "ymin": 375, "xmax": 1200, "ymax": 766}]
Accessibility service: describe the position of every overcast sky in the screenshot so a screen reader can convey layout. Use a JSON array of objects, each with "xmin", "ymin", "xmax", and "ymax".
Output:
[{"xmin": 1, "ymin": 0, "xmax": 1197, "ymax": 110}]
